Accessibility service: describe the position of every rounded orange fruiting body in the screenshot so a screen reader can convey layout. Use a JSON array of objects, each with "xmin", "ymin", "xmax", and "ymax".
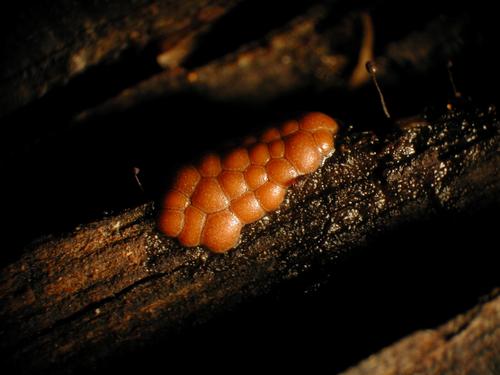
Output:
[{"xmin": 158, "ymin": 112, "xmax": 339, "ymax": 253}]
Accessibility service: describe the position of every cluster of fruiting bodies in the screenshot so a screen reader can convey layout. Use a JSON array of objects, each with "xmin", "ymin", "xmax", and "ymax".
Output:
[{"xmin": 158, "ymin": 112, "xmax": 339, "ymax": 253}]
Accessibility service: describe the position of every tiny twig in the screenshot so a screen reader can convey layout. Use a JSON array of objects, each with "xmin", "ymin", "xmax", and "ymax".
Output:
[
  {"xmin": 366, "ymin": 61, "xmax": 391, "ymax": 119},
  {"xmin": 133, "ymin": 167, "xmax": 144, "ymax": 192},
  {"xmin": 447, "ymin": 60, "xmax": 462, "ymax": 99}
]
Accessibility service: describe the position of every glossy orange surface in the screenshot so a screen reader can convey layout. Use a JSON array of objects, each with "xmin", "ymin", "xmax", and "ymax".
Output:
[{"xmin": 158, "ymin": 112, "xmax": 339, "ymax": 252}]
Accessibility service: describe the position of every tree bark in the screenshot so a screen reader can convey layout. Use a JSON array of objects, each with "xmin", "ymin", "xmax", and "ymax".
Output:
[
  {"xmin": 1, "ymin": 104, "xmax": 499, "ymax": 374},
  {"xmin": 341, "ymin": 289, "xmax": 500, "ymax": 375},
  {"xmin": 1, "ymin": 0, "xmax": 481, "ymax": 121},
  {"xmin": 0, "ymin": 0, "xmax": 242, "ymax": 117}
]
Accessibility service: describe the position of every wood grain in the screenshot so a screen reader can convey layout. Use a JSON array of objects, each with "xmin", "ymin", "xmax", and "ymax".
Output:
[{"xmin": 1, "ymin": 105, "xmax": 498, "ymax": 374}]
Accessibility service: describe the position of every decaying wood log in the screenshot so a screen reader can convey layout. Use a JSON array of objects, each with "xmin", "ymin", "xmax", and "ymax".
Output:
[
  {"xmin": 341, "ymin": 289, "xmax": 500, "ymax": 375},
  {"xmin": 0, "ymin": 0, "xmax": 243, "ymax": 117},
  {"xmin": 1, "ymin": 0, "xmax": 484, "ymax": 121},
  {"xmin": 0, "ymin": 103, "xmax": 499, "ymax": 374},
  {"xmin": 73, "ymin": 11, "xmax": 475, "ymax": 122}
]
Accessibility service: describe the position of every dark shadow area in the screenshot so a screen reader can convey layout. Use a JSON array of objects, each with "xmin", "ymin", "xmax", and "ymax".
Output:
[{"xmin": 0, "ymin": 43, "xmax": 163, "ymax": 159}]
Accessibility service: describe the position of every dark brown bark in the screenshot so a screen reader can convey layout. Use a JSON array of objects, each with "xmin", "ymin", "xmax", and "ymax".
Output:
[
  {"xmin": 1, "ymin": 0, "xmax": 481, "ymax": 121},
  {"xmin": 341, "ymin": 289, "xmax": 500, "ymax": 375},
  {"xmin": 0, "ymin": 0, "xmax": 242, "ymax": 117},
  {"xmin": 0, "ymin": 104, "xmax": 499, "ymax": 374},
  {"xmin": 73, "ymin": 11, "xmax": 475, "ymax": 122}
]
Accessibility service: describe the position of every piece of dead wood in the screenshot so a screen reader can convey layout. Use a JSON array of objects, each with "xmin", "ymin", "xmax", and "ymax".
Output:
[
  {"xmin": 0, "ymin": 104, "xmax": 498, "ymax": 374},
  {"xmin": 341, "ymin": 289, "xmax": 500, "ymax": 375},
  {"xmin": 73, "ymin": 7, "xmax": 349, "ymax": 121},
  {"xmin": 1, "ymin": 0, "xmax": 480, "ymax": 122},
  {"xmin": 74, "ymin": 12, "xmax": 473, "ymax": 122},
  {"xmin": 0, "ymin": 0, "xmax": 242, "ymax": 117}
]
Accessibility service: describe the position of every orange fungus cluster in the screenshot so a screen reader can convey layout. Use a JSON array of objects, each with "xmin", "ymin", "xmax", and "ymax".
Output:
[{"xmin": 158, "ymin": 112, "xmax": 339, "ymax": 253}]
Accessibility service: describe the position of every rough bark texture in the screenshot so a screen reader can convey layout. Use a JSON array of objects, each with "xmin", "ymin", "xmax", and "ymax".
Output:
[
  {"xmin": 0, "ymin": 0, "xmax": 242, "ymax": 117},
  {"xmin": 342, "ymin": 289, "xmax": 500, "ymax": 375},
  {"xmin": 1, "ymin": 0, "xmax": 482, "ymax": 121},
  {"xmin": 0, "ymin": 104, "xmax": 499, "ymax": 374},
  {"xmin": 65, "ymin": 11, "xmax": 479, "ymax": 123}
]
